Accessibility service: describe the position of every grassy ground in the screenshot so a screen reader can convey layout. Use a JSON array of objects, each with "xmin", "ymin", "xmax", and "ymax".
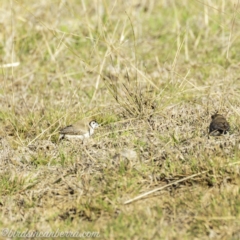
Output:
[{"xmin": 1, "ymin": 0, "xmax": 240, "ymax": 239}]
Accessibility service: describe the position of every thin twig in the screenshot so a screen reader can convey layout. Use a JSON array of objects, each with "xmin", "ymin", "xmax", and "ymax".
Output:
[
  {"xmin": 124, "ymin": 161, "xmax": 240, "ymax": 205},
  {"xmin": 124, "ymin": 171, "xmax": 207, "ymax": 205}
]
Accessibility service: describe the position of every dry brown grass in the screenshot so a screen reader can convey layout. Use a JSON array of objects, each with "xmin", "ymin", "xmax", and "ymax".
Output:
[{"xmin": 1, "ymin": 0, "xmax": 240, "ymax": 239}]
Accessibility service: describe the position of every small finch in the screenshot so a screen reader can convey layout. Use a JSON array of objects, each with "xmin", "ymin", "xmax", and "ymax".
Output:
[
  {"xmin": 59, "ymin": 119, "xmax": 99, "ymax": 142},
  {"xmin": 209, "ymin": 113, "xmax": 230, "ymax": 136}
]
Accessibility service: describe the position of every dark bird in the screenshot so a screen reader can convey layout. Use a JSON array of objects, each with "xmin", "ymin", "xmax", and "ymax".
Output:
[{"xmin": 209, "ymin": 113, "xmax": 230, "ymax": 136}]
